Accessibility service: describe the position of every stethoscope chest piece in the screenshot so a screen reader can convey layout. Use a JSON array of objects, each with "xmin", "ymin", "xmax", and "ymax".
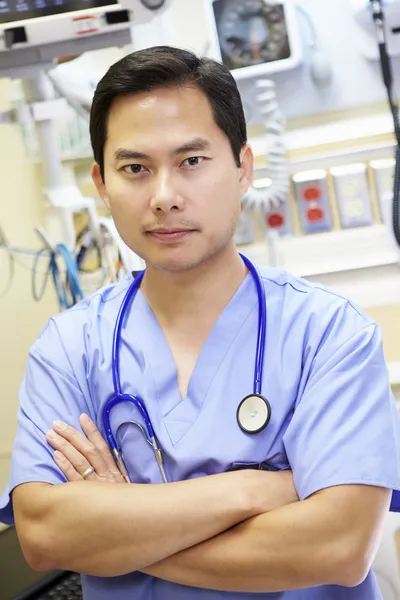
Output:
[{"xmin": 237, "ymin": 394, "xmax": 271, "ymax": 434}]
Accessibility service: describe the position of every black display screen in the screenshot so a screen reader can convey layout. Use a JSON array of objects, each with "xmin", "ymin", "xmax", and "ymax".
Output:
[{"xmin": 0, "ymin": 0, "xmax": 117, "ymax": 25}]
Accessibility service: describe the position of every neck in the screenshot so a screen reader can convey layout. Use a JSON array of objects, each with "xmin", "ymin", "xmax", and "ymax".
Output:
[{"xmin": 141, "ymin": 243, "xmax": 247, "ymax": 325}]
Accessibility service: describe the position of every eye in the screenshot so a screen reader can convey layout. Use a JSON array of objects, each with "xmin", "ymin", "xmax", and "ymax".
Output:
[
  {"xmin": 182, "ymin": 156, "xmax": 205, "ymax": 168},
  {"xmin": 122, "ymin": 164, "xmax": 147, "ymax": 174}
]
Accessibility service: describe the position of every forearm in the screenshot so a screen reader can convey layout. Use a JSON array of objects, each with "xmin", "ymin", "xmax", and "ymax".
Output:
[
  {"xmin": 13, "ymin": 472, "xmax": 260, "ymax": 577},
  {"xmin": 143, "ymin": 489, "xmax": 367, "ymax": 592}
]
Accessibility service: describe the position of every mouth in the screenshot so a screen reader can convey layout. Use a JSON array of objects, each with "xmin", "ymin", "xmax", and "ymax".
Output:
[{"xmin": 146, "ymin": 229, "xmax": 196, "ymax": 243}]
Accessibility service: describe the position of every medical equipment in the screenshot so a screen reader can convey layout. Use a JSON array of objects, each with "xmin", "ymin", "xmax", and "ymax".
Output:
[
  {"xmin": 0, "ymin": 0, "xmax": 171, "ymax": 75},
  {"xmin": 102, "ymin": 253, "xmax": 271, "ymax": 483},
  {"xmin": 0, "ymin": 225, "xmax": 15, "ymax": 299},
  {"xmin": 293, "ymin": 2, "xmax": 332, "ymax": 89},
  {"xmin": 352, "ymin": 0, "xmax": 400, "ymax": 59},
  {"xmin": 331, "ymin": 163, "xmax": 375, "ymax": 229},
  {"xmin": 0, "ymin": 224, "xmax": 84, "ymax": 307},
  {"xmin": 364, "ymin": 0, "xmax": 400, "ymax": 247},
  {"xmin": 263, "ymin": 200, "xmax": 292, "ymax": 236},
  {"xmin": 140, "ymin": 0, "xmax": 167, "ymax": 8},
  {"xmin": 244, "ymin": 79, "xmax": 289, "ymax": 216},
  {"xmin": 204, "ymin": 0, "xmax": 302, "ymax": 80},
  {"xmin": 32, "ymin": 243, "xmax": 84, "ymax": 310},
  {"xmin": 0, "ymin": 0, "xmax": 173, "ymax": 289},
  {"xmin": 292, "ymin": 169, "xmax": 333, "ymax": 234},
  {"xmin": 232, "ymin": 76, "xmax": 289, "ymax": 250}
]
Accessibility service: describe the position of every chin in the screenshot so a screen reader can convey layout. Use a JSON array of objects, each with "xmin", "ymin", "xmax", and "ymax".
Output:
[
  {"xmin": 148, "ymin": 257, "xmax": 203, "ymax": 272},
  {"xmin": 145, "ymin": 248, "xmax": 216, "ymax": 273}
]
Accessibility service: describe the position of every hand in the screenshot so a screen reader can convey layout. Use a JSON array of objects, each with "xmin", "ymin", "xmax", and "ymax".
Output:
[{"xmin": 46, "ymin": 414, "xmax": 126, "ymax": 483}]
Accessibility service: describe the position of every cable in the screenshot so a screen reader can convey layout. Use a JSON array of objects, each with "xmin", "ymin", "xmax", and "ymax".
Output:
[
  {"xmin": 0, "ymin": 223, "xmax": 85, "ymax": 308},
  {"xmin": 32, "ymin": 243, "xmax": 84, "ymax": 310},
  {"xmin": 243, "ymin": 78, "xmax": 289, "ymax": 215},
  {"xmin": 370, "ymin": 0, "xmax": 400, "ymax": 247},
  {"xmin": 31, "ymin": 247, "xmax": 52, "ymax": 302},
  {"xmin": 294, "ymin": 2, "xmax": 333, "ymax": 87},
  {"xmin": 0, "ymin": 225, "xmax": 15, "ymax": 299},
  {"xmin": 57, "ymin": 243, "xmax": 85, "ymax": 308},
  {"xmin": 294, "ymin": 2, "xmax": 318, "ymax": 49}
]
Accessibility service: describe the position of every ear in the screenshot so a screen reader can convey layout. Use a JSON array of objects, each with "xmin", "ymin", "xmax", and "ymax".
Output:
[
  {"xmin": 91, "ymin": 162, "xmax": 110, "ymax": 210},
  {"xmin": 238, "ymin": 145, "xmax": 254, "ymax": 196}
]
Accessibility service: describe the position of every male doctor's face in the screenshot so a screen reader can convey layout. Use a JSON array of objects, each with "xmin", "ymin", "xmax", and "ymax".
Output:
[{"xmin": 92, "ymin": 85, "xmax": 253, "ymax": 272}]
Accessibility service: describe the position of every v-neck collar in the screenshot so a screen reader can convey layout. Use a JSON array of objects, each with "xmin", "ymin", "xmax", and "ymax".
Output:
[{"xmin": 134, "ymin": 272, "xmax": 258, "ymax": 446}]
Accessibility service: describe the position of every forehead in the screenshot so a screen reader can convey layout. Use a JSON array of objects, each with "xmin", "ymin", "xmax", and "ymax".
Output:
[{"xmin": 105, "ymin": 86, "xmax": 224, "ymax": 152}]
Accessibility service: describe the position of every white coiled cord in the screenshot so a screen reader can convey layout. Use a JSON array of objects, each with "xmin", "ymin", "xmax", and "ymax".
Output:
[{"xmin": 243, "ymin": 78, "xmax": 289, "ymax": 214}]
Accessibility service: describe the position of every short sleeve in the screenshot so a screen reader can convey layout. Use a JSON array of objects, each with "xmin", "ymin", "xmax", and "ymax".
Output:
[
  {"xmin": 0, "ymin": 319, "xmax": 91, "ymax": 525},
  {"xmin": 283, "ymin": 321, "xmax": 400, "ymax": 500}
]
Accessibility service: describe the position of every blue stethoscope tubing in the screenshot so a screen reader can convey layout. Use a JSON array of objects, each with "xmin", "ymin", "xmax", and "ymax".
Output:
[{"xmin": 102, "ymin": 253, "xmax": 271, "ymax": 483}]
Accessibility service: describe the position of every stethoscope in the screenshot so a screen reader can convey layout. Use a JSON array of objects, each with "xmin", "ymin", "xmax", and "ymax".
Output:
[{"xmin": 102, "ymin": 253, "xmax": 271, "ymax": 484}]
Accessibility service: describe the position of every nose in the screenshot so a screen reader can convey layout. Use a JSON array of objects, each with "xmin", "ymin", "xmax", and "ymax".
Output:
[{"xmin": 150, "ymin": 171, "xmax": 183, "ymax": 214}]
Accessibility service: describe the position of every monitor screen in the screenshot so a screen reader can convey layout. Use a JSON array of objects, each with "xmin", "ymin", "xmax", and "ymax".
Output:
[{"xmin": 0, "ymin": 0, "xmax": 117, "ymax": 25}]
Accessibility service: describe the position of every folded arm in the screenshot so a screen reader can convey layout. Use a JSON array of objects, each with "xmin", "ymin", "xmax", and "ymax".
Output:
[
  {"xmin": 13, "ymin": 470, "xmax": 264, "ymax": 578},
  {"xmin": 143, "ymin": 484, "xmax": 391, "ymax": 592},
  {"xmin": 12, "ymin": 416, "xmax": 297, "ymax": 578}
]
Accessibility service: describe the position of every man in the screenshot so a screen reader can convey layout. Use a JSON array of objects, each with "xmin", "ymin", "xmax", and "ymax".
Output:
[{"xmin": 1, "ymin": 46, "xmax": 400, "ymax": 599}]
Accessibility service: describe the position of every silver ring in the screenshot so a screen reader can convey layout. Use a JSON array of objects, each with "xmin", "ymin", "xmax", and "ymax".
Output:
[{"xmin": 81, "ymin": 466, "xmax": 95, "ymax": 479}]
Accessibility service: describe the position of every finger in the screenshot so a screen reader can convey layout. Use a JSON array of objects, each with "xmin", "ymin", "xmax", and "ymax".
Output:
[
  {"xmin": 51, "ymin": 419, "xmax": 108, "ymax": 477},
  {"xmin": 47, "ymin": 429, "xmax": 98, "ymax": 480},
  {"xmin": 53, "ymin": 450, "xmax": 83, "ymax": 482},
  {"xmin": 79, "ymin": 414, "xmax": 124, "ymax": 481}
]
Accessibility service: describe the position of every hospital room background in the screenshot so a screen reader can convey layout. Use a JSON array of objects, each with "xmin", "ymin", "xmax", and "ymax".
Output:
[{"xmin": 2, "ymin": 0, "xmax": 400, "ymax": 596}]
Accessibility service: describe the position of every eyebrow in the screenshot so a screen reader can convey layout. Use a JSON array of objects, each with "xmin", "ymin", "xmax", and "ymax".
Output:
[{"xmin": 113, "ymin": 138, "xmax": 211, "ymax": 162}]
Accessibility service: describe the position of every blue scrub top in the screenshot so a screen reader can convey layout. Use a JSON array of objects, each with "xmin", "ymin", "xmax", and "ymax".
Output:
[{"xmin": 1, "ymin": 264, "xmax": 400, "ymax": 600}]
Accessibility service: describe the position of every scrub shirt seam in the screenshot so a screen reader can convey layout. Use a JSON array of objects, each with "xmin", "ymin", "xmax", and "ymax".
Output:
[
  {"xmin": 260, "ymin": 275, "xmax": 371, "ymax": 322},
  {"xmin": 51, "ymin": 280, "xmax": 132, "ymax": 320},
  {"xmin": 170, "ymin": 298, "xmax": 259, "ymax": 446},
  {"xmin": 299, "ymin": 476, "xmax": 400, "ymax": 501},
  {"xmin": 312, "ymin": 321, "xmax": 378, "ymax": 367}
]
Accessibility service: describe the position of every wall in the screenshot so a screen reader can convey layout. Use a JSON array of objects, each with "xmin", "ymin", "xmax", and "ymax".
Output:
[
  {"xmin": 0, "ymin": 78, "xmax": 59, "ymax": 494},
  {"xmin": 237, "ymin": 0, "xmax": 399, "ymax": 124},
  {"xmin": 132, "ymin": 0, "xmax": 400, "ymax": 125}
]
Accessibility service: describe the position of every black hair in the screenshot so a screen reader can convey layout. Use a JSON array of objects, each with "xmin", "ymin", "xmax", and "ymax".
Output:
[{"xmin": 89, "ymin": 46, "xmax": 247, "ymax": 180}]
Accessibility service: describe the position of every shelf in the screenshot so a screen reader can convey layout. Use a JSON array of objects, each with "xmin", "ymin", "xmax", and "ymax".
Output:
[
  {"xmin": 242, "ymin": 225, "xmax": 400, "ymax": 277},
  {"xmin": 284, "ymin": 141, "xmax": 396, "ymax": 175},
  {"xmin": 250, "ymin": 111, "xmax": 397, "ymax": 173},
  {"xmin": 250, "ymin": 112, "xmax": 395, "ymax": 156},
  {"xmin": 241, "ymin": 225, "xmax": 400, "ymax": 308}
]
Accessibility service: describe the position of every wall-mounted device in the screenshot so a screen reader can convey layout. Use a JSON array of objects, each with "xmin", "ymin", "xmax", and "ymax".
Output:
[
  {"xmin": 351, "ymin": 0, "xmax": 400, "ymax": 59},
  {"xmin": 371, "ymin": 157, "xmax": 396, "ymax": 227},
  {"xmin": 252, "ymin": 175, "xmax": 292, "ymax": 236},
  {"xmin": 292, "ymin": 169, "xmax": 333, "ymax": 234},
  {"xmin": 204, "ymin": 0, "xmax": 302, "ymax": 80},
  {"xmin": 331, "ymin": 163, "xmax": 374, "ymax": 228},
  {"xmin": 0, "ymin": 0, "xmax": 170, "ymax": 76}
]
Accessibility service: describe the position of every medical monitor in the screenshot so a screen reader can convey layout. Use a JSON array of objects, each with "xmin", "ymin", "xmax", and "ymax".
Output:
[
  {"xmin": 0, "ymin": 0, "xmax": 118, "ymax": 25},
  {"xmin": 0, "ymin": 0, "xmax": 170, "ymax": 77}
]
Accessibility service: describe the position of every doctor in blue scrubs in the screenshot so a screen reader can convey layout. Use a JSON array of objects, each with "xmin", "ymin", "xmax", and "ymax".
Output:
[{"xmin": 1, "ymin": 46, "xmax": 400, "ymax": 600}]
